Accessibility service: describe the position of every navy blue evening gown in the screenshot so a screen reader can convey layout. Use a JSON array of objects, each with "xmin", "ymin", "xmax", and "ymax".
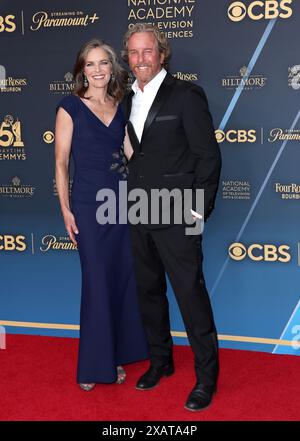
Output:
[{"xmin": 57, "ymin": 94, "xmax": 148, "ymax": 383}]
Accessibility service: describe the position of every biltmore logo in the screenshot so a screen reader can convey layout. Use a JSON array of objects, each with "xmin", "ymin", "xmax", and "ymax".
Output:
[
  {"xmin": 49, "ymin": 72, "xmax": 74, "ymax": 94},
  {"xmin": 229, "ymin": 242, "xmax": 291, "ymax": 262},
  {"xmin": 222, "ymin": 66, "xmax": 267, "ymax": 90},
  {"xmin": 228, "ymin": 1, "xmax": 293, "ymax": 22},
  {"xmin": 0, "ymin": 176, "xmax": 35, "ymax": 198}
]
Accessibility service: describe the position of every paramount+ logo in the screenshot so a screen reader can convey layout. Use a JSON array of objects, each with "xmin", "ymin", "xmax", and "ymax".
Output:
[
  {"xmin": 229, "ymin": 242, "xmax": 291, "ymax": 262},
  {"xmin": 228, "ymin": 0, "xmax": 293, "ymax": 22}
]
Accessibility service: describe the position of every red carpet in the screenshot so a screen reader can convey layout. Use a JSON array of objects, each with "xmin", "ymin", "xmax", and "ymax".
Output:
[{"xmin": 0, "ymin": 334, "xmax": 299, "ymax": 421}]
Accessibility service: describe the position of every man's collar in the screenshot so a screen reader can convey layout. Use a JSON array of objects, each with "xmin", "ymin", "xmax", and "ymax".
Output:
[{"xmin": 132, "ymin": 68, "xmax": 167, "ymax": 94}]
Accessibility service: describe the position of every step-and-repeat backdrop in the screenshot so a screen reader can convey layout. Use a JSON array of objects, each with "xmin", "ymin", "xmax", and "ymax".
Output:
[{"xmin": 1, "ymin": 0, "xmax": 300, "ymax": 355}]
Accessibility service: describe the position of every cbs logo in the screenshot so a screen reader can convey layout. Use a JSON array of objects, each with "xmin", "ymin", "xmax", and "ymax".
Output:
[
  {"xmin": 0, "ymin": 15, "xmax": 16, "ymax": 32},
  {"xmin": 228, "ymin": 1, "xmax": 293, "ymax": 22},
  {"xmin": 0, "ymin": 235, "xmax": 26, "ymax": 251},
  {"xmin": 228, "ymin": 242, "xmax": 291, "ymax": 262},
  {"xmin": 43, "ymin": 131, "xmax": 54, "ymax": 144},
  {"xmin": 215, "ymin": 129, "xmax": 256, "ymax": 143}
]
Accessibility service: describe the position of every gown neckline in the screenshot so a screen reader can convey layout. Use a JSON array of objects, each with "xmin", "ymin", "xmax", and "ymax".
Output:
[{"xmin": 76, "ymin": 95, "xmax": 119, "ymax": 129}]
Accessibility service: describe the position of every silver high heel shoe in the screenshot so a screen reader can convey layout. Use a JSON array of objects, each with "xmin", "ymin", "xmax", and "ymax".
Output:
[
  {"xmin": 79, "ymin": 383, "xmax": 96, "ymax": 391},
  {"xmin": 116, "ymin": 366, "xmax": 126, "ymax": 384}
]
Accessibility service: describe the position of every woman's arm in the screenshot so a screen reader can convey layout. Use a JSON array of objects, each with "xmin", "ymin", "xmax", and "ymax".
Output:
[
  {"xmin": 55, "ymin": 107, "xmax": 79, "ymax": 245},
  {"xmin": 123, "ymin": 125, "xmax": 134, "ymax": 160}
]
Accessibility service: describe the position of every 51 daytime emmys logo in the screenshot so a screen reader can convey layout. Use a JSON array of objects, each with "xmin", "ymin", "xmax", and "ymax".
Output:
[
  {"xmin": 0, "ymin": 115, "xmax": 26, "ymax": 161},
  {"xmin": 228, "ymin": 0, "xmax": 293, "ymax": 22}
]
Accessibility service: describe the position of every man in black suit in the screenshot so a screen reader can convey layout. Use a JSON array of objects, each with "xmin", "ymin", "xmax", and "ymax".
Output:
[{"xmin": 122, "ymin": 23, "xmax": 221, "ymax": 411}]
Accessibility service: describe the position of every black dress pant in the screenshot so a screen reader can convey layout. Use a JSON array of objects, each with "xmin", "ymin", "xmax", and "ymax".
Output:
[{"xmin": 130, "ymin": 223, "xmax": 219, "ymax": 386}]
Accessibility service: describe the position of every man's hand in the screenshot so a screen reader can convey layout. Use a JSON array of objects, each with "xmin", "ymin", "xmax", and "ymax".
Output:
[{"xmin": 191, "ymin": 209, "xmax": 203, "ymax": 222}]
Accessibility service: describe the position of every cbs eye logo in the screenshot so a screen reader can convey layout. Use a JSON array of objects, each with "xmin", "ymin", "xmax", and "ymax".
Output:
[
  {"xmin": 215, "ymin": 129, "xmax": 256, "ymax": 143},
  {"xmin": 228, "ymin": 242, "xmax": 291, "ymax": 262},
  {"xmin": 0, "ymin": 15, "xmax": 16, "ymax": 32},
  {"xmin": 228, "ymin": 1, "xmax": 293, "ymax": 22},
  {"xmin": 43, "ymin": 131, "xmax": 54, "ymax": 144},
  {"xmin": 229, "ymin": 243, "xmax": 247, "ymax": 260},
  {"xmin": 228, "ymin": 2, "xmax": 248, "ymax": 21}
]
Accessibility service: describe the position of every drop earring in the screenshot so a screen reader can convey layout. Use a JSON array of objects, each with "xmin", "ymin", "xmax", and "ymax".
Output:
[{"xmin": 83, "ymin": 75, "xmax": 88, "ymax": 87}]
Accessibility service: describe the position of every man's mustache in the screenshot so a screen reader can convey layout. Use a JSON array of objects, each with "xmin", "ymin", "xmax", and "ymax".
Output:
[{"xmin": 134, "ymin": 64, "xmax": 151, "ymax": 68}]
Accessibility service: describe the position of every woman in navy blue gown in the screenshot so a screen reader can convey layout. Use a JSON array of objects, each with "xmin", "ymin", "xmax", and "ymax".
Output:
[{"xmin": 55, "ymin": 39, "xmax": 148, "ymax": 391}]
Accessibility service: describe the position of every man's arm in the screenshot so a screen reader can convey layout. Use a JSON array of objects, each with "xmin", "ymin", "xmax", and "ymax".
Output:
[{"xmin": 182, "ymin": 85, "xmax": 221, "ymax": 220}]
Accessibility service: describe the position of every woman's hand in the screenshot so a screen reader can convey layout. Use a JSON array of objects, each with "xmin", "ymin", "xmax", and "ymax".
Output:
[
  {"xmin": 123, "ymin": 125, "xmax": 134, "ymax": 160},
  {"xmin": 63, "ymin": 210, "xmax": 79, "ymax": 246}
]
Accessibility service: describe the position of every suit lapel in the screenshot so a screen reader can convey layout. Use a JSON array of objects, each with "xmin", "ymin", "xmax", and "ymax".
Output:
[
  {"xmin": 126, "ymin": 72, "xmax": 175, "ymax": 151},
  {"xmin": 124, "ymin": 90, "xmax": 140, "ymax": 153},
  {"xmin": 141, "ymin": 73, "xmax": 175, "ymax": 141},
  {"xmin": 123, "ymin": 90, "xmax": 134, "ymax": 120}
]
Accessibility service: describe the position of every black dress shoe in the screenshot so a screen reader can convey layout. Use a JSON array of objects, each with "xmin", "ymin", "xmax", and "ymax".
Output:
[
  {"xmin": 184, "ymin": 383, "xmax": 216, "ymax": 411},
  {"xmin": 136, "ymin": 364, "xmax": 175, "ymax": 390}
]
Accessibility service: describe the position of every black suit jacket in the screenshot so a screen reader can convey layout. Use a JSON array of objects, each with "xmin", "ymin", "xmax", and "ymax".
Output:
[{"xmin": 123, "ymin": 72, "xmax": 221, "ymax": 226}]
